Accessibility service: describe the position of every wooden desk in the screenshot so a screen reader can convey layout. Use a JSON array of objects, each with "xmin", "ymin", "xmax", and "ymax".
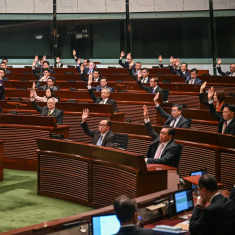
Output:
[
  {"xmin": 37, "ymin": 138, "xmax": 168, "ymax": 208},
  {"xmin": 0, "ymin": 114, "xmax": 69, "ymax": 170}
]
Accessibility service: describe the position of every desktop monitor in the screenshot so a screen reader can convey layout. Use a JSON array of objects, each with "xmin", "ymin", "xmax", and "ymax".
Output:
[
  {"xmin": 173, "ymin": 189, "xmax": 194, "ymax": 214},
  {"xmin": 92, "ymin": 214, "xmax": 120, "ymax": 235},
  {"xmin": 190, "ymin": 169, "xmax": 207, "ymax": 189}
]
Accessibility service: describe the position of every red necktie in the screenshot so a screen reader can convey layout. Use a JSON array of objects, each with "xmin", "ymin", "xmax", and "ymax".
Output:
[{"xmin": 154, "ymin": 143, "xmax": 165, "ymax": 159}]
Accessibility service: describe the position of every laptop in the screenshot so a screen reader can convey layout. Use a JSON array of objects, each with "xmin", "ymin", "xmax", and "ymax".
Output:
[
  {"xmin": 190, "ymin": 169, "xmax": 207, "ymax": 189},
  {"xmin": 92, "ymin": 213, "xmax": 120, "ymax": 235},
  {"xmin": 173, "ymin": 189, "xmax": 194, "ymax": 215}
]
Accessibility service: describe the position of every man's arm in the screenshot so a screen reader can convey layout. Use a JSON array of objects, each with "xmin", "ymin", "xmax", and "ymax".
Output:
[
  {"xmin": 143, "ymin": 105, "xmax": 159, "ymax": 140},
  {"xmin": 80, "ymin": 108, "xmax": 95, "ymax": 137},
  {"xmin": 87, "ymin": 77, "xmax": 97, "ymax": 103},
  {"xmin": 32, "ymin": 101, "xmax": 42, "ymax": 113}
]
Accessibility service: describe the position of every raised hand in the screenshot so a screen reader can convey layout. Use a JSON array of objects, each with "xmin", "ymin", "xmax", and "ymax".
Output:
[
  {"xmin": 88, "ymin": 73, "xmax": 93, "ymax": 86},
  {"xmin": 217, "ymin": 58, "xmax": 222, "ymax": 65},
  {"xmin": 80, "ymin": 63, "xmax": 84, "ymax": 72},
  {"xmin": 120, "ymin": 51, "xmax": 125, "ymax": 58},
  {"xmin": 169, "ymin": 56, "xmax": 174, "ymax": 64},
  {"xmin": 126, "ymin": 53, "xmax": 132, "ymax": 60},
  {"xmin": 175, "ymin": 58, "xmax": 180, "ymax": 67},
  {"xmin": 153, "ymin": 92, "xmax": 160, "ymax": 105},
  {"xmin": 200, "ymin": 81, "xmax": 207, "ymax": 93},
  {"xmin": 72, "ymin": 49, "xmax": 77, "ymax": 57},
  {"xmin": 34, "ymin": 55, "xmax": 39, "ymax": 62},
  {"xmin": 158, "ymin": 55, "xmax": 163, "ymax": 63},
  {"xmin": 208, "ymin": 87, "xmax": 215, "ymax": 100},
  {"xmin": 32, "ymin": 81, "xmax": 36, "ymax": 90},
  {"xmin": 82, "ymin": 108, "xmax": 89, "ymax": 122},
  {"xmin": 129, "ymin": 60, "xmax": 135, "ymax": 69},
  {"xmin": 143, "ymin": 105, "xmax": 149, "ymax": 120},
  {"xmin": 42, "ymin": 55, "xmax": 46, "ymax": 62},
  {"xmin": 137, "ymin": 70, "xmax": 142, "ymax": 81}
]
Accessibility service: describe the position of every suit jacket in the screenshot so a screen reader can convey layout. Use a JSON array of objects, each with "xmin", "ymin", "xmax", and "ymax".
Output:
[
  {"xmin": 88, "ymin": 88, "xmax": 118, "ymax": 112},
  {"xmin": 156, "ymin": 105, "xmax": 191, "ymax": 128},
  {"xmin": 208, "ymin": 103, "xmax": 235, "ymax": 135},
  {"xmin": 55, "ymin": 62, "xmax": 63, "ymax": 68},
  {"xmin": 115, "ymin": 225, "xmax": 158, "ymax": 235},
  {"xmin": 119, "ymin": 59, "xmax": 130, "ymax": 69},
  {"xmin": 33, "ymin": 102, "xmax": 63, "ymax": 124},
  {"xmin": 137, "ymin": 81, "xmax": 162, "ymax": 94},
  {"xmin": 222, "ymin": 194, "xmax": 235, "ymax": 235},
  {"xmin": 176, "ymin": 69, "xmax": 191, "ymax": 81},
  {"xmin": 217, "ymin": 66, "xmax": 234, "ymax": 77},
  {"xmin": 145, "ymin": 122, "xmax": 182, "ymax": 167},
  {"xmin": 80, "ymin": 122, "xmax": 114, "ymax": 147},
  {"xmin": 186, "ymin": 77, "xmax": 202, "ymax": 85},
  {"xmin": 189, "ymin": 194, "xmax": 227, "ymax": 235}
]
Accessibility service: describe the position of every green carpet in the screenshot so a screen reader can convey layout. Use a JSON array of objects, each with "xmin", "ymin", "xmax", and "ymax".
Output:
[{"xmin": 0, "ymin": 169, "xmax": 92, "ymax": 233}]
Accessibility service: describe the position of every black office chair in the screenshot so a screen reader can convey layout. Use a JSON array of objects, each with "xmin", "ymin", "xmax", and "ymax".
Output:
[{"xmin": 113, "ymin": 133, "xmax": 128, "ymax": 150}]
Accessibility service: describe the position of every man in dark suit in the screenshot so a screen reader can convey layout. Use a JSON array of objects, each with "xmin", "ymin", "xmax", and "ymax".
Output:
[
  {"xmin": 153, "ymin": 93, "xmax": 191, "ymax": 128},
  {"xmin": 186, "ymin": 68, "xmax": 202, "ymax": 85},
  {"xmin": 176, "ymin": 63, "xmax": 191, "ymax": 81},
  {"xmin": 32, "ymin": 97, "xmax": 63, "ymax": 124},
  {"xmin": 143, "ymin": 105, "xmax": 182, "ymax": 167},
  {"xmin": 55, "ymin": 56, "xmax": 64, "ymax": 68},
  {"xmin": 81, "ymin": 108, "xmax": 115, "ymax": 147},
  {"xmin": 119, "ymin": 51, "xmax": 133, "ymax": 69},
  {"xmin": 87, "ymin": 77, "xmax": 118, "ymax": 112},
  {"xmin": 114, "ymin": 195, "xmax": 158, "ymax": 235},
  {"xmin": 216, "ymin": 58, "xmax": 235, "ymax": 77},
  {"xmin": 137, "ymin": 76, "xmax": 162, "ymax": 94},
  {"xmin": 208, "ymin": 87, "xmax": 235, "ymax": 135},
  {"xmin": 189, "ymin": 174, "xmax": 227, "ymax": 235}
]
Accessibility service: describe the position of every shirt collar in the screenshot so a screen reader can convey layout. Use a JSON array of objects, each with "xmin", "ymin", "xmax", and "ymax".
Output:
[{"xmin": 209, "ymin": 192, "xmax": 221, "ymax": 204}]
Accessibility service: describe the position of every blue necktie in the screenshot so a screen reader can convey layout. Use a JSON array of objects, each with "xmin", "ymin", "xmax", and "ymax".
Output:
[{"xmin": 96, "ymin": 135, "xmax": 103, "ymax": 146}]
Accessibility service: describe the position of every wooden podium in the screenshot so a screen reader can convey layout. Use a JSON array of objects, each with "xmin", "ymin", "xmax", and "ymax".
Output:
[
  {"xmin": 0, "ymin": 140, "xmax": 4, "ymax": 181},
  {"xmin": 0, "ymin": 113, "xmax": 69, "ymax": 170},
  {"xmin": 37, "ymin": 138, "xmax": 168, "ymax": 208}
]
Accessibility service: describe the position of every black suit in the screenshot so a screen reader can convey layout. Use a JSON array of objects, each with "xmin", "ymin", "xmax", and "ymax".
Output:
[
  {"xmin": 208, "ymin": 103, "xmax": 235, "ymax": 135},
  {"xmin": 176, "ymin": 69, "xmax": 191, "ymax": 81},
  {"xmin": 32, "ymin": 102, "xmax": 63, "ymax": 124},
  {"xmin": 137, "ymin": 81, "xmax": 162, "ymax": 94},
  {"xmin": 223, "ymin": 189, "xmax": 235, "ymax": 235},
  {"xmin": 88, "ymin": 88, "xmax": 118, "ymax": 112},
  {"xmin": 80, "ymin": 122, "xmax": 114, "ymax": 147},
  {"xmin": 115, "ymin": 225, "xmax": 158, "ymax": 235},
  {"xmin": 145, "ymin": 122, "xmax": 182, "ymax": 167},
  {"xmin": 217, "ymin": 66, "xmax": 234, "ymax": 77},
  {"xmin": 119, "ymin": 58, "xmax": 130, "ymax": 69},
  {"xmin": 189, "ymin": 194, "xmax": 227, "ymax": 235},
  {"xmin": 156, "ymin": 105, "xmax": 191, "ymax": 128}
]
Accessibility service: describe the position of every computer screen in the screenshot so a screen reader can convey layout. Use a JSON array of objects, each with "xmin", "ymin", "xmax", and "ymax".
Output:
[
  {"xmin": 174, "ymin": 189, "xmax": 194, "ymax": 214},
  {"xmin": 190, "ymin": 169, "xmax": 207, "ymax": 189},
  {"xmin": 92, "ymin": 214, "xmax": 120, "ymax": 235}
]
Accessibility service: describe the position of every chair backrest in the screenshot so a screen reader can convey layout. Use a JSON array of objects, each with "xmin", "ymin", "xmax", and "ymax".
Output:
[{"xmin": 113, "ymin": 133, "xmax": 128, "ymax": 150}]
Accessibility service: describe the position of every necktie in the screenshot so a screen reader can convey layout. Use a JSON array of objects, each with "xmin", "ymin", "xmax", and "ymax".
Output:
[
  {"xmin": 222, "ymin": 121, "xmax": 227, "ymax": 134},
  {"xmin": 48, "ymin": 110, "xmax": 53, "ymax": 116},
  {"xmin": 170, "ymin": 119, "xmax": 176, "ymax": 128},
  {"xmin": 154, "ymin": 143, "xmax": 165, "ymax": 159},
  {"xmin": 96, "ymin": 135, "xmax": 103, "ymax": 146}
]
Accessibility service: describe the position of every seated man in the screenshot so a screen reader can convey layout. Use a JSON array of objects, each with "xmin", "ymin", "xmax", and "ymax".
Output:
[
  {"xmin": 38, "ymin": 77, "xmax": 59, "ymax": 92},
  {"xmin": 189, "ymin": 174, "xmax": 227, "ymax": 235},
  {"xmin": 208, "ymin": 87, "xmax": 235, "ymax": 135},
  {"xmin": 92, "ymin": 70, "xmax": 102, "ymax": 82},
  {"xmin": 88, "ymin": 76, "xmax": 113, "ymax": 92},
  {"xmin": 223, "ymin": 187, "xmax": 235, "ymax": 235},
  {"xmin": 81, "ymin": 108, "xmax": 114, "ymax": 147},
  {"xmin": 186, "ymin": 68, "xmax": 202, "ymax": 85},
  {"xmin": 130, "ymin": 61, "xmax": 142, "ymax": 77},
  {"xmin": 113, "ymin": 195, "xmax": 158, "ymax": 235},
  {"xmin": 137, "ymin": 75, "xmax": 161, "ymax": 94},
  {"xmin": 55, "ymin": 56, "xmax": 64, "ymax": 68},
  {"xmin": 176, "ymin": 63, "xmax": 191, "ymax": 81},
  {"xmin": 143, "ymin": 105, "xmax": 182, "ymax": 167},
  {"xmin": 87, "ymin": 78, "xmax": 118, "ymax": 112},
  {"xmin": 37, "ymin": 69, "xmax": 51, "ymax": 82},
  {"xmin": 32, "ymin": 97, "xmax": 63, "ymax": 124},
  {"xmin": 153, "ymin": 93, "xmax": 191, "ymax": 128},
  {"xmin": 217, "ymin": 58, "xmax": 235, "ymax": 77},
  {"xmin": 0, "ymin": 68, "xmax": 7, "ymax": 100},
  {"xmin": 138, "ymin": 68, "xmax": 150, "ymax": 84},
  {"xmin": 119, "ymin": 51, "xmax": 133, "ymax": 69}
]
